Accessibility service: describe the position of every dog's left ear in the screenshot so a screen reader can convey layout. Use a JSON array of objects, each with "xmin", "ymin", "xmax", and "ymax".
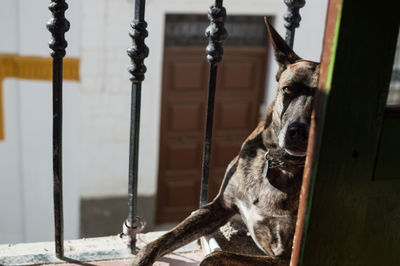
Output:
[{"xmin": 264, "ymin": 17, "xmax": 301, "ymax": 81}]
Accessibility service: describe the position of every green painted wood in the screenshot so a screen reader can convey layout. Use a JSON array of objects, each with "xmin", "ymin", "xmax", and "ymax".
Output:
[
  {"xmin": 301, "ymin": 0, "xmax": 400, "ymax": 265},
  {"xmin": 374, "ymin": 117, "xmax": 400, "ymax": 181}
]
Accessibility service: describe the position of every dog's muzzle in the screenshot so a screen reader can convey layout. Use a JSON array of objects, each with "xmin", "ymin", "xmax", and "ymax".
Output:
[{"xmin": 284, "ymin": 122, "xmax": 309, "ymax": 157}]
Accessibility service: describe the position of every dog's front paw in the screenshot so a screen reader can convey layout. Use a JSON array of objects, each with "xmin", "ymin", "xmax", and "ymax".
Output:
[{"xmin": 133, "ymin": 246, "xmax": 157, "ymax": 266}]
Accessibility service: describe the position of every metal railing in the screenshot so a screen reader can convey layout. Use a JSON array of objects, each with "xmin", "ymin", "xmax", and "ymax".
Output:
[
  {"xmin": 47, "ymin": 0, "xmax": 305, "ymax": 259},
  {"xmin": 200, "ymin": 0, "xmax": 227, "ymax": 207},
  {"xmin": 47, "ymin": 0, "xmax": 70, "ymax": 257},
  {"xmin": 123, "ymin": 0, "xmax": 148, "ymax": 252}
]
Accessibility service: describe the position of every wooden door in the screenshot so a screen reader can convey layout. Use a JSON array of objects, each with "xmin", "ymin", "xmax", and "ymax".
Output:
[{"xmin": 156, "ymin": 47, "xmax": 267, "ymax": 223}]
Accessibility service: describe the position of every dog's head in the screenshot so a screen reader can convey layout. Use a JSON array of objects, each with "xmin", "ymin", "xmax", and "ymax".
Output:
[{"xmin": 264, "ymin": 19, "xmax": 319, "ymax": 159}]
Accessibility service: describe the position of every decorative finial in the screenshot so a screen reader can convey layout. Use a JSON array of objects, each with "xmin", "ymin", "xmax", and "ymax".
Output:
[
  {"xmin": 47, "ymin": 0, "xmax": 70, "ymax": 58},
  {"xmin": 127, "ymin": 18, "xmax": 149, "ymax": 82},
  {"xmin": 205, "ymin": 1, "xmax": 228, "ymax": 65},
  {"xmin": 283, "ymin": 0, "xmax": 305, "ymax": 48}
]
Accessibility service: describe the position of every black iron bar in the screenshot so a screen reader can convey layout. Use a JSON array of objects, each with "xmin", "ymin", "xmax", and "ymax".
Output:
[
  {"xmin": 123, "ymin": 0, "xmax": 148, "ymax": 252},
  {"xmin": 52, "ymin": 57, "xmax": 64, "ymax": 258},
  {"xmin": 200, "ymin": 0, "xmax": 227, "ymax": 207},
  {"xmin": 47, "ymin": 0, "xmax": 70, "ymax": 259},
  {"xmin": 283, "ymin": 0, "xmax": 305, "ymax": 48},
  {"xmin": 127, "ymin": 82, "xmax": 141, "ymax": 222}
]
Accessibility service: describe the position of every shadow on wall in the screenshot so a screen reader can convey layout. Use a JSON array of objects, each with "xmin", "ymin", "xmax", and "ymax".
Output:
[{"xmin": 80, "ymin": 195, "xmax": 161, "ymax": 238}]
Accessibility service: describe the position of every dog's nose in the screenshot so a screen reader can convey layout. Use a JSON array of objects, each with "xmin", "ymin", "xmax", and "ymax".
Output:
[{"xmin": 287, "ymin": 122, "xmax": 309, "ymax": 141}]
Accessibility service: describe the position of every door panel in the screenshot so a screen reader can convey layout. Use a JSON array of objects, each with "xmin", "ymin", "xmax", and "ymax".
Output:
[
  {"xmin": 167, "ymin": 103, "xmax": 203, "ymax": 131},
  {"xmin": 166, "ymin": 142, "xmax": 201, "ymax": 170},
  {"xmin": 170, "ymin": 61, "xmax": 205, "ymax": 92},
  {"xmin": 216, "ymin": 102, "xmax": 251, "ymax": 130},
  {"xmin": 156, "ymin": 47, "xmax": 267, "ymax": 223}
]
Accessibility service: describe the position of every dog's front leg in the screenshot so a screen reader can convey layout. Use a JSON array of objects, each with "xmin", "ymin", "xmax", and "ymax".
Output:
[
  {"xmin": 200, "ymin": 251, "xmax": 288, "ymax": 266},
  {"xmin": 133, "ymin": 199, "xmax": 235, "ymax": 266}
]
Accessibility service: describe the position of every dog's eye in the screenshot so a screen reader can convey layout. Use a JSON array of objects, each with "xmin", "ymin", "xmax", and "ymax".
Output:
[{"xmin": 282, "ymin": 86, "xmax": 293, "ymax": 96}]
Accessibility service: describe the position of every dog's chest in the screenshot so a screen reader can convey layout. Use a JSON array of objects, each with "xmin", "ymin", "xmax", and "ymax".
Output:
[
  {"xmin": 235, "ymin": 192, "xmax": 295, "ymax": 256},
  {"xmin": 233, "ymin": 155, "xmax": 300, "ymax": 215},
  {"xmin": 234, "ymin": 177, "xmax": 295, "ymax": 224},
  {"xmin": 231, "ymin": 158, "xmax": 301, "ymax": 256}
]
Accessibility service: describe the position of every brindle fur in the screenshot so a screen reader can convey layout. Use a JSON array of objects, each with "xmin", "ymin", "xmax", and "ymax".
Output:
[{"xmin": 133, "ymin": 19, "xmax": 320, "ymax": 266}]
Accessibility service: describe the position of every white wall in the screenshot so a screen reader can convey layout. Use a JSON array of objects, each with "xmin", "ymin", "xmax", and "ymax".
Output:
[
  {"xmin": 0, "ymin": 79, "xmax": 24, "ymax": 243},
  {"xmin": 0, "ymin": 0, "xmax": 82, "ymax": 243},
  {"xmin": 80, "ymin": 0, "xmax": 328, "ymax": 198}
]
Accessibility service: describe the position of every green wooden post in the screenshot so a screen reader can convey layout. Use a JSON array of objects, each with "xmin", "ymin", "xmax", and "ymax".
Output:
[{"xmin": 295, "ymin": 0, "xmax": 400, "ymax": 265}]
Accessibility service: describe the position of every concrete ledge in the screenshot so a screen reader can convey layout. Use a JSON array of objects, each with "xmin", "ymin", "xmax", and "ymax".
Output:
[{"xmin": 0, "ymin": 232, "xmax": 203, "ymax": 265}]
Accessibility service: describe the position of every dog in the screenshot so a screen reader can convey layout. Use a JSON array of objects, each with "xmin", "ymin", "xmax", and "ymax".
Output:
[{"xmin": 133, "ymin": 18, "xmax": 319, "ymax": 266}]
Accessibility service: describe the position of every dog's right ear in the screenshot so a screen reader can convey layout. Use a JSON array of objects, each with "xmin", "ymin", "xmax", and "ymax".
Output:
[{"xmin": 264, "ymin": 17, "xmax": 301, "ymax": 81}]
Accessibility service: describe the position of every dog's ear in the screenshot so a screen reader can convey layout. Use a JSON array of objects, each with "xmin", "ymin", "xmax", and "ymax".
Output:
[{"xmin": 264, "ymin": 17, "xmax": 301, "ymax": 81}]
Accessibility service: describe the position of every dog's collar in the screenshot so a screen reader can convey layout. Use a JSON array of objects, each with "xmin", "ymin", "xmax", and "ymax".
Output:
[
  {"xmin": 262, "ymin": 149, "xmax": 304, "ymax": 179},
  {"xmin": 262, "ymin": 150, "xmax": 283, "ymax": 179},
  {"xmin": 262, "ymin": 151, "xmax": 270, "ymax": 179}
]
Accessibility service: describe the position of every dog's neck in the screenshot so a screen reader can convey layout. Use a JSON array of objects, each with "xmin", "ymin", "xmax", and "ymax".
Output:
[{"xmin": 260, "ymin": 117, "xmax": 305, "ymax": 177}]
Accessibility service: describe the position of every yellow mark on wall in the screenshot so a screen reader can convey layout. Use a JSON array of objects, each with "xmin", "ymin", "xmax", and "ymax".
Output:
[{"xmin": 0, "ymin": 54, "xmax": 80, "ymax": 140}]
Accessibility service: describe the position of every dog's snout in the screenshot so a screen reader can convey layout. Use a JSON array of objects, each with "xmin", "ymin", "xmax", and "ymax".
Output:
[
  {"xmin": 287, "ymin": 122, "xmax": 309, "ymax": 141},
  {"xmin": 283, "ymin": 122, "xmax": 309, "ymax": 156}
]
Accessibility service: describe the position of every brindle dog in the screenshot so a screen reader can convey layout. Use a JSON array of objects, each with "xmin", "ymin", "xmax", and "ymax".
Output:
[{"xmin": 134, "ymin": 19, "xmax": 319, "ymax": 266}]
